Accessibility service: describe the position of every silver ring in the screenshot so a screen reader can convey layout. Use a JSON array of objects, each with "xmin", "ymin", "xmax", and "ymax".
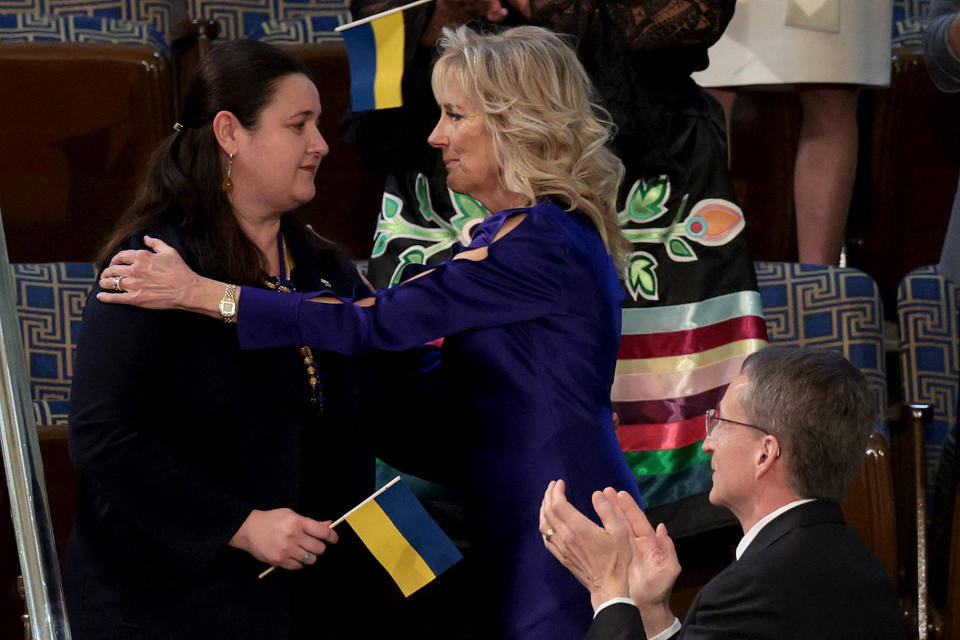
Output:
[
  {"xmin": 113, "ymin": 275, "xmax": 124, "ymax": 292},
  {"xmin": 301, "ymin": 551, "xmax": 311, "ymax": 565},
  {"xmin": 545, "ymin": 528, "xmax": 555, "ymax": 543}
]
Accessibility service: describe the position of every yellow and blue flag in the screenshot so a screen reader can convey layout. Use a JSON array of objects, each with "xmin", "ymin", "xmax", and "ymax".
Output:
[
  {"xmin": 335, "ymin": 0, "xmax": 431, "ymax": 112},
  {"xmin": 342, "ymin": 476, "xmax": 462, "ymax": 596}
]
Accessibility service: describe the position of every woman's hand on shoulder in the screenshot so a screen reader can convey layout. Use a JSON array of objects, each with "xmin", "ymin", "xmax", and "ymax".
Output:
[
  {"xmin": 229, "ymin": 508, "xmax": 339, "ymax": 570},
  {"xmin": 98, "ymin": 235, "xmax": 205, "ymax": 312}
]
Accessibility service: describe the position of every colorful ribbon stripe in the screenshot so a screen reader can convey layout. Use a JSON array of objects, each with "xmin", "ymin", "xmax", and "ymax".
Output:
[{"xmin": 614, "ymin": 290, "xmax": 768, "ymax": 508}]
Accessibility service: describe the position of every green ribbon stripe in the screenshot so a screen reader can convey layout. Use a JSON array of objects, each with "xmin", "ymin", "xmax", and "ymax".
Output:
[{"xmin": 624, "ymin": 440, "xmax": 712, "ymax": 477}]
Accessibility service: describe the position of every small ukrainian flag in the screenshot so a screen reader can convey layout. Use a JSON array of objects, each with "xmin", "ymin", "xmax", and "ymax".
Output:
[
  {"xmin": 336, "ymin": 0, "xmax": 432, "ymax": 112},
  {"xmin": 340, "ymin": 476, "xmax": 462, "ymax": 596}
]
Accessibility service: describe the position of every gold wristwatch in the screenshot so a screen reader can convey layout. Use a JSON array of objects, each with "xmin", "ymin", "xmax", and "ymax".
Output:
[{"xmin": 219, "ymin": 284, "xmax": 237, "ymax": 323}]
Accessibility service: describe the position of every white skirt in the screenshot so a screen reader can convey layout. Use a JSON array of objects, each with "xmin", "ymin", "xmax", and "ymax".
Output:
[{"xmin": 692, "ymin": 0, "xmax": 893, "ymax": 88}]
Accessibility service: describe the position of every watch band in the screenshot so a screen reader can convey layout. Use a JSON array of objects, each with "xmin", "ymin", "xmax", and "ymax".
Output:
[{"xmin": 219, "ymin": 284, "xmax": 237, "ymax": 323}]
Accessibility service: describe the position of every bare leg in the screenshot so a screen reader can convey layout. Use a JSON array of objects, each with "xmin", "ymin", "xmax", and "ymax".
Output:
[
  {"xmin": 794, "ymin": 84, "xmax": 859, "ymax": 265},
  {"xmin": 710, "ymin": 88, "xmax": 737, "ymax": 167}
]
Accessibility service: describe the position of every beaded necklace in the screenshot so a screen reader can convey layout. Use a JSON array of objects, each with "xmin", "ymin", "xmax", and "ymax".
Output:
[{"xmin": 264, "ymin": 233, "xmax": 323, "ymax": 406}]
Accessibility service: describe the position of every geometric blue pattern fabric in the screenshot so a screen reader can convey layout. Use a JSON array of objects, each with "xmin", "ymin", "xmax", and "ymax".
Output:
[
  {"xmin": 191, "ymin": 0, "xmax": 350, "ymax": 40},
  {"xmin": 249, "ymin": 14, "xmax": 347, "ymax": 43},
  {"xmin": 897, "ymin": 265, "xmax": 959, "ymax": 493},
  {"xmin": 892, "ymin": 0, "xmax": 931, "ymax": 49},
  {"xmin": 0, "ymin": 0, "xmax": 172, "ymax": 42},
  {"xmin": 755, "ymin": 261, "xmax": 888, "ymax": 427},
  {"xmin": 34, "ymin": 399, "xmax": 72, "ymax": 425},
  {"xmin": 0, "ymin": 12, "xmax": 167, "ymax": 49},
  {"xmin": 13, "ymin": 263, "xmax": 98, "ymax": 424}
]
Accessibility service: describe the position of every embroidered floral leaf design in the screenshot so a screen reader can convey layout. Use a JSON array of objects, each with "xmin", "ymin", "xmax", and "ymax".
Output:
[
  {"xmin": 415, "ymin": 173, "xmax": 436, "ymax": 221},
  {"xmin": 371, "ymin": 233, "xmax": 389, "ymax": 258},
  {"xmin": 683, "ymin": 199, "xmax": 745, "ymax": 246},
  {"xmin": 399, "ymin": 246, "xmax": 425, "ymax": 266},
  {"xmin": 448, "ymin": 190, "xmax": 491, "ymax": 244},
  {"xmin": 622, "ymin": 176, "xmax": 670, "ymax": 224},
  {"xmin": 449, "ymin": 191, "xmax": 490, "ymax": 230},
  {"xmin": 371, "ymin": 193, "xmax": 406, "ymax": 258},
  {"xmin": 382, "ymin": 192, "xmax": 402, "ymax": 219},
  {"xmin": 373, "ymin": 178, "xmax": 490, "ymax": 280},
  {"xmin": 672, "ymin": 192, "xmax": 690, "ymax": 225},
  {"xmin": 625, "ymin": 251, "xmax": 659, "ymax": 301},
  {"xmin": 666, "ymin": 237, "xmax": 697, "ymax": 262},
  {"xmin": 388, "ymin": 246, "xmax": 428, "ymax": 286}
]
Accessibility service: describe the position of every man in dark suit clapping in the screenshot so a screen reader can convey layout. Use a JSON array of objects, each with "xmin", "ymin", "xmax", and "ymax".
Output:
[{"xmin": 540, "ymin": 346, "xmax": 904, "ymax": 640}]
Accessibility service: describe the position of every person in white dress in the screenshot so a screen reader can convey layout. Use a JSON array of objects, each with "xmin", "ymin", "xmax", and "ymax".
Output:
[{"xmin": 693, "ymin": 0, "xmax": 892, "ymax": 265}]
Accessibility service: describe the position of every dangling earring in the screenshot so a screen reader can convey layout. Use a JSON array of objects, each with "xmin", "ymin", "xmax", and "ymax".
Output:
[{"xmin": 222, "ymin": 153, "xmax": 234, "ymax": 193}]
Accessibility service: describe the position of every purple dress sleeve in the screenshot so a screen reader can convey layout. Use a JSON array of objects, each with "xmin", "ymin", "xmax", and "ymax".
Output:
[{"xmin": 238, "ymin": 205, "xmax": 568, "ymax": 353}]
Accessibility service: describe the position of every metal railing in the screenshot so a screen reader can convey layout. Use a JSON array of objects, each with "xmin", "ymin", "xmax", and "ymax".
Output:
[{"xmin": 0, "ymin": 210, "xmax": 71, "ymax": 639}]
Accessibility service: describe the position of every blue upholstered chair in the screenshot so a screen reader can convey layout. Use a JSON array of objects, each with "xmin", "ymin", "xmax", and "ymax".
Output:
[
  {"xmin": 248, "ymin": 13, "xmax": 346, "ymax": 43},
  {"xmin": 897, "ymin": 265, "xmax": 959, "ymax": 496},
  {"xmin": 189, "ymin": 0, "xmax": 349, "ymax": 41},
  {"xmin": 0, "ymin": 13, "xmax": 167, "ymax": 49},
  {"xmin": 0, "ymin": 0, "xmax": 172, "ymax": 49},
  {"xmin": 755, "ymin": 261, "xmax": 887, "ymax": 418},
  {"xmin": 12, "ymin": 262, "xmax": 98, "ymax": 426},
  {"xmin": 897, "ymin": 265, "xmax": 960, "ymax": 637}
]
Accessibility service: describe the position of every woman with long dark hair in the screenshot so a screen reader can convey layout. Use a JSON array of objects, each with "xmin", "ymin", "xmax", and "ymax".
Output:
[{"xmin": 65, "ymin": 40, "xmax": 376, "ymax": 638}]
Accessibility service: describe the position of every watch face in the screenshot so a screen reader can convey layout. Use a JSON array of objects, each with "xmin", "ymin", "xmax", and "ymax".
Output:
[{"xmin": 219, "ymin": 300, "xmax": 236, "ymax": 316}]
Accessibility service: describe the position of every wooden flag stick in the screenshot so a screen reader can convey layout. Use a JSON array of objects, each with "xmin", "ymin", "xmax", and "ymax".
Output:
[
  {"xmin": 330, "ymin": 475, "xmax": 401, "ymax": 527},
  {"xmin": 257, "ymin": 475, "xmax": 403, "ymax": 579},
  {"xmin": 334, "ymin": 0, "xmax": 433, "ymax": 31}
]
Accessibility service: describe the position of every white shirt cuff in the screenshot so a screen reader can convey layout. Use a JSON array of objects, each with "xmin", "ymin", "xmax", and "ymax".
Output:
[
  {"xmin": 593, "ymin": 598, "xmax": 680, "ymax": 640},
  {"xmin": 648, "ymin": 617, "xmax": 682, "ymax": 640},
  {"xmin": 593, "ymin": 596, "xmax": 636, "ymax": 617}
]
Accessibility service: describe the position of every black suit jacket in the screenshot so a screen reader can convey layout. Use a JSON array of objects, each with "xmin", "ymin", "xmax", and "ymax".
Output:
[
  {"xmin": 587, "ymin": 500, "xmax": 904, "ymax": 640},
  {"xmin": 64, "ymin": 221, "xmax": 378, "ymax": 639}
]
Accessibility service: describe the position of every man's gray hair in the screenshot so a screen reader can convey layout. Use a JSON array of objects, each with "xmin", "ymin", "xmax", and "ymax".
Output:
[{"xmin": 739, "ymin": 346, "xmax": 875, "ymax": 502}]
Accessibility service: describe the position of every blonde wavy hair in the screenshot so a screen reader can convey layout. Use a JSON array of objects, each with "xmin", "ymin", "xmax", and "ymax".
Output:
[{"xmin": 432, "ymin": 25, "xmax": 630, "ymax": 270}]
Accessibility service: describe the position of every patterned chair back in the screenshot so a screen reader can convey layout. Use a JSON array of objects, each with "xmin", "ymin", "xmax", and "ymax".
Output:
[
  {"xmin": 13, "ymin": 263, "xmax": 98, "ymax": 425},
  {"xmin": 755, "ymin": 261, "xmax": 888, "ymax": 421},
  {"xmin": 891, "ymin": 0, "xmax": 930, "ymax": 49},
  {"xmin": 189, "ymin": 0, "xmax": 350, "ymax": 41},
  {"xmin": 897, "ymin": 262, "xmax": 960, "ymax": 637},
  {"xmin": 0, "ymin": 0, "xmax": 173, "ymax": 45},
  {"xmin": 897, "ymin": 265, "xmax": 960, "ymax": 490},
  {"xmin": 897, "ymin": 265, "xmax": 959, "ymax": 599}
]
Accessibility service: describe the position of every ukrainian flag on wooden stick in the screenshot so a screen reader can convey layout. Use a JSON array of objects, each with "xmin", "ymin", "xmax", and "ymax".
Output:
[
  {"xmin": 335, "ymin": 0, "xmax": 432, "ymax": 112},
  {"xmin": 334, "ymin": 475, "xmax": 462, "ymax": 596}
]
